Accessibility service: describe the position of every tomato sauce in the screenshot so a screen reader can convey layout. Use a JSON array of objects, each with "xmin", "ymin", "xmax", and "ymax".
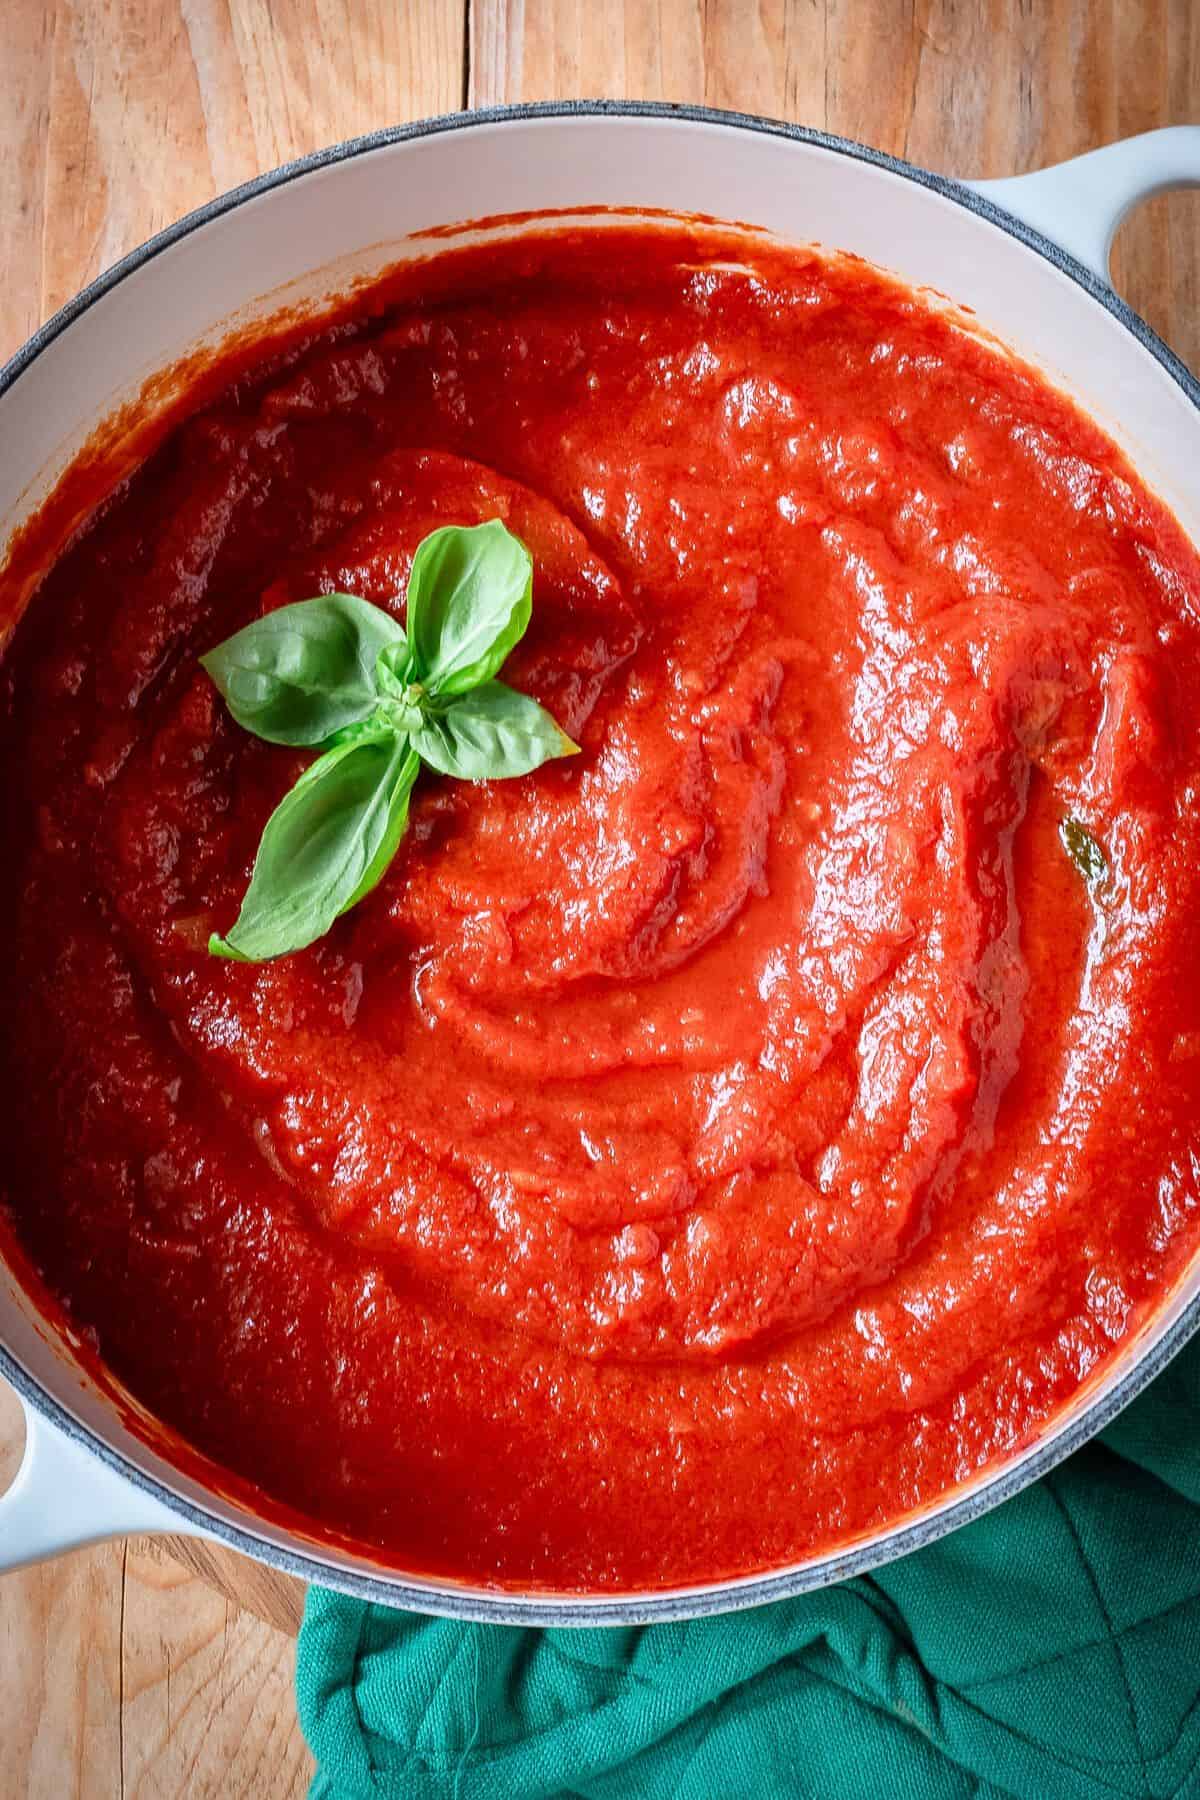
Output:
[{"xmin": 3, "ymin": 224, "xmax": 1200, "ymax": 1589}]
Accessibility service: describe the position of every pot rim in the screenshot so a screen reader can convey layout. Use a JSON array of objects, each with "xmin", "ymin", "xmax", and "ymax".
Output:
[{"xmin": 3, "ymin": 98, "xmax": 1199, "ymax": 1626}]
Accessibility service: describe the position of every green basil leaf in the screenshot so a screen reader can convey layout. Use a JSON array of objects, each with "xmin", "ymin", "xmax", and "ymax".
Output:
[
  {"xmin": 373, "ymin": 643, "xmax": 426, "ymax": 737},
  {"xmin": 209, "ymin": 733, "xmax": 419, "ymax": 962},
  {"xmin": 405, "ymin": 521, "xmax": 533, "ymax": 696},
  {"xmin": 202, "ymin": 594, "xmax": 406, "ymax": 746},
  {"xmin": 1059, "ymin": 817, "xmax": 1107, "ymax": 884},
  {"xmin": 375, "ymin": 640, "xmax": 417, "ymax": 700},
  {"xmin": 320, "ymin": 715, "xmax": 398, "ymax": 752},
  {"xmin": 411, "ymin": 680, "xmax": 580, "ymax": 780}
]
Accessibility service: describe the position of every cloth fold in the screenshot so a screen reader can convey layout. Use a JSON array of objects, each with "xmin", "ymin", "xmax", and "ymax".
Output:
[{"xmin": 297, "ymin": 1337, "xmax": 1200, "ymax": 1798}]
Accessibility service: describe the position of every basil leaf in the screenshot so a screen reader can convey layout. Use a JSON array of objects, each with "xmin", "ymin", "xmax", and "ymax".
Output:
[
  {"xmin": 1059, "ymin": 817, "xmax": 1107, "ymax": 884},
  {"xmin": 210, "ymin": 733, "xmax": 419, "ymax": 962},
  {"xmin": 373, "ymin": 643, "xmax": 426, "ymax": 738},
  {"xmin": 405, "ymin": 522, "xmax": 533, "ymax": 696},
  {"xmin": 321, "ymin": 715, "xmax": 397, "ymax": 752},
  {"xmin": 412, "ymin": 680, "xmax": 580, "ymax": 780},
  {"xmin": 375, "ymin": 640, "xmax": 417, "ymax": 700},
  {"xmin": 202, "ymin": 594, "xmax": 406, "ymax": 746}
]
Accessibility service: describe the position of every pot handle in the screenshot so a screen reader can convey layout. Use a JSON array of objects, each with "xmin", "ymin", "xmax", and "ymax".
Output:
[
  {"xmin": 968, "ymin": 126, "xmax": 1200, "ymax": 287},
  {"xmin": 0, "ymin": 1394, "xmax": 181, "ymax": 1571}
]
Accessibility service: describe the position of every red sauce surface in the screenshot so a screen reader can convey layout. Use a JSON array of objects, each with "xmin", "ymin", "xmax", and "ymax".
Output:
[{"xmin": 4, "ymin": 225, "xmax": 1200, "ymax": 1590}]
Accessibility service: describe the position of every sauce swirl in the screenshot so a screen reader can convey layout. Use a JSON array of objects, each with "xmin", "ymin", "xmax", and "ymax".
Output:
[{"xmin": 3, "ymin": 225, "xmax": 1199, "ymax": 1588}]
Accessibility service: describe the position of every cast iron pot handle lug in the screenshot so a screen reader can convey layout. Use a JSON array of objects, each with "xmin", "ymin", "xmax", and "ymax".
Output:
[
  {"xmin": 968, "ymin": 126, "xmax": 1200, "ymax": 287},
  {"xmin": 0, "ymin": 1396, "xmax": 182, "ymax": 1570}
]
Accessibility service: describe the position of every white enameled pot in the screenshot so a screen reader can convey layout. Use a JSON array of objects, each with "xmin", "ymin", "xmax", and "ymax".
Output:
[{"xmin": 1, "ymin": 105, "xmax": 1199, "ymax": 1624}]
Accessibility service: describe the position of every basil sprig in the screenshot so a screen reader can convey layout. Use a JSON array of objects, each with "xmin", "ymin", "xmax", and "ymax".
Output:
[{"xmin": 201, "ymin": 520, "xmax": 577, "ymax": 962}]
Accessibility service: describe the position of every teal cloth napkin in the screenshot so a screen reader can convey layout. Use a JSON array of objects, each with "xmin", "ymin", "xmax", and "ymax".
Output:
[{"xmin": 296, "ymin": 1335, "xmax": 1200, "ymax": 1798}]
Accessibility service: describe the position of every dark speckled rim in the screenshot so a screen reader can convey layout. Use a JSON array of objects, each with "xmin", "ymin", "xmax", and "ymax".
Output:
[{"xmin": 3, "ymin": 100, "xmax": 1199, "ymax": 1626}]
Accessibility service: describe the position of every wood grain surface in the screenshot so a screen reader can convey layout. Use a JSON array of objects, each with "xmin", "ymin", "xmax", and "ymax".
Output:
[{"xmin": 1, "ymin": 1, "xmax": 1197, "ymax": 1794}]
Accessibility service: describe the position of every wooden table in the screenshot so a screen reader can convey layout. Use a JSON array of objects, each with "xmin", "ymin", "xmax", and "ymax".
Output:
[{"xmin": 1, "ymin": 2, "xmax": 1197, "ymax": 1793}]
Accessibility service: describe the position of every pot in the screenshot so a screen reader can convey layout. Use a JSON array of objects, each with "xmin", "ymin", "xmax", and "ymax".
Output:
[{"xmin": 1, "ymin": 104, "xmax": 1199, "ymax": 1625}]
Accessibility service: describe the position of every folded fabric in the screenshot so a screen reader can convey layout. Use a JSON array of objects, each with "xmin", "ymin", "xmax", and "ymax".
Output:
[{"xmin": 297, "ymin": 1335, "xmax": 1200, "ymax": 1798}]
